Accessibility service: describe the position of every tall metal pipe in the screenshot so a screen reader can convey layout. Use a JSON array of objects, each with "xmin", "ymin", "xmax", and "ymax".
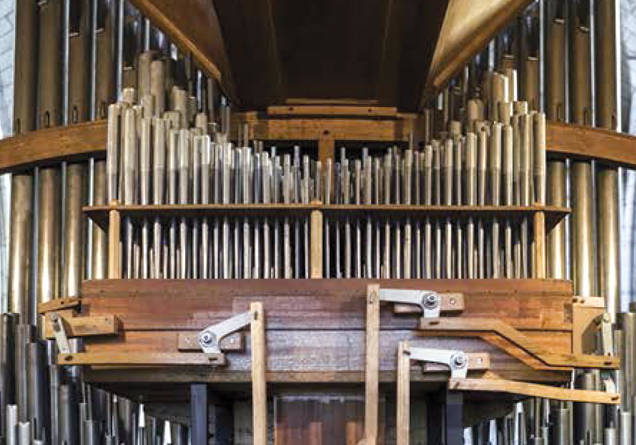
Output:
[
  {"xmin": 37, "ymin": 167, "xmax": 61, "ymax": 306},
  {"xmin": 62, "ymin": 163, "xmax": 86, "ymax": 296}
]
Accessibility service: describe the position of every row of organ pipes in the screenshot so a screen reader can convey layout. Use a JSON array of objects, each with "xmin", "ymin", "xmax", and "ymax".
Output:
[{"xmin": 0, "ymin": 0, "xmax": 632, "ymax": 444}]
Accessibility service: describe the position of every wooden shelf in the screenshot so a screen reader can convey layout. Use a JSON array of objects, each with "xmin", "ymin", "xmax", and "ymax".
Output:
[{"xmin": 83, "ymin": 203, "xmax": 569, "ymax": 231}]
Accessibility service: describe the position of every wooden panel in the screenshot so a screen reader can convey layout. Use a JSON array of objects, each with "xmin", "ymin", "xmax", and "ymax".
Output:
[
  {"xmin": 267, "ymin": 105, "xmax": 398, "ymax": 117},
  {"xmin": 0, "ymin": 120, "xmax": 106, "ymax": 173},
  {"xmin": 80, "ymin": 279, "xmax": 573, "ymax": 332},
  {"xmin": 129, "ymin": 0, "xmax": 236, "ymax": 99},
  {"xmin": 547, "ymin": 121, "xmax": 636, "ymax": 169},
  {"xmin": 80, "ymin": 331, "xmax": 562, "ymax": 382}
]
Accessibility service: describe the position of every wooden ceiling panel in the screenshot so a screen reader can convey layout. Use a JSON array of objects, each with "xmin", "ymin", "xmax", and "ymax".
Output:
[{"xmin": 139, "ymin": 0, "xmax": 534, "ymax": 111}]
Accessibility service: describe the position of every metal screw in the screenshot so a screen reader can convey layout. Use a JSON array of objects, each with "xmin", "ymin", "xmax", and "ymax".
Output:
[
  {"xmin": 199, "ymin": 332, "xmax": 214, "ymax": 346},
  {"xmin": 423, "ymin": 293, "xmax": 438, "ymax": 309},
  {"xmin": 452, "ymin": 353, "xmax": 467, "ymax": 369}
]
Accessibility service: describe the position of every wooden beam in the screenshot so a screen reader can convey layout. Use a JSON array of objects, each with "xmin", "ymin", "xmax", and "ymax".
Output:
[
  {"xmin": 547, "ymin": 120, "xmax": 636, "ymax": 169},
  {"xmin": 533, "ymin": 211, "xmax": 546, "ymax": 279},
  {"xmin": 448, "ymin": 378, "xmax": 620, "ymax": 404},
  {"xmin": 250, "ymin": 302, "xmax": 267, "ymax": 445},
  {"xmin": 107, "ymin": 202, "xmax": 121, "ymax": 279},
  {"xmin": 396, "ymin": 341, "xmax": 410, "ymax": 445},
  {"xmin": 364, "ymin": 285, "xmax": 380, "ymax": 445},
  {"xmin": 0, "ymin": 120, "xmax": 106, "ymax": 173},
  {"xmin": 43, "ymin": 314, "xmax": 119, "ymax": 339}
]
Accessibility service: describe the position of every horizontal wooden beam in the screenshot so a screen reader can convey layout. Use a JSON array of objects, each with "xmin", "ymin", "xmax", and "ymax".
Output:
[
  {"xmin": 83, "ymin": 203, "xmax": 569, "ymax": 231},
  {"xmin": 0, "ymin": 120, "xmax": 106, "ymax": 173},
  {"xmin": 1, "ymin": 120, "xmax": 634, "ymax": 176},
  {"xmin": 547, "ymin": 121, "xmax": 636, "ymax": 169},
  {"xmin": 448, "ymin": 378, "xmax": 620, "ymax": 405}
]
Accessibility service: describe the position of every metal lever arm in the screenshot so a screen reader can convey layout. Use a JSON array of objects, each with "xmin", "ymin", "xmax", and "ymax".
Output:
[
  {"xmin": 406, "ymin": 346, "xmax": 469, "ymax": 379},
  {"xmin": 379, "ymin": 288, "xmax": 440, "ymax": 318},
  {"xmin": 198, "ymin": 311, "xmax": 252, "ymax": 354}
]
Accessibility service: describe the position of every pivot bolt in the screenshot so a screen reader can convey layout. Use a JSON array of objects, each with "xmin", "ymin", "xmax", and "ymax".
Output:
[
  {"xmin": 199, "ymin": 332, "xmax": 215, "ymax": 346},
  {"xmin": 452, "ymin": 353, "xmax": 467, "ymax": 369},
  {"xmin": 423, "ymin": 294, "xmax": 438, "ymax": 309}
]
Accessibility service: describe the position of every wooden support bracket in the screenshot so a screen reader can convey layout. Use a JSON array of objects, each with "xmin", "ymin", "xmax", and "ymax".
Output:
[
  {"xmin": 177, "ymin": 331, "xmax": 244, "ymax": 352},
  {"xmin": 57, "ymin": 352, "xmax": 227, "ymax": 366},
  {"xmin": 38, "ymin": 297, "xmax": 81, "ymax": 314},
  {"xmin": 418, "ymin": 317, "xmax": 618, "ymax": 370},
  {"xmin": 43, "ymin": 313, "xmax": 119, "ymax": 339},
  {"xmin": 448, "ymin": 378, "xmax": 620, "ymax": 405}
]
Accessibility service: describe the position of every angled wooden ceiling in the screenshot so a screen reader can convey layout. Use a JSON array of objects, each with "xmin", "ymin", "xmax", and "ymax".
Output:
[{"xmin": 130, "ymin": 0, "xmax": 533, "ymax": 111}]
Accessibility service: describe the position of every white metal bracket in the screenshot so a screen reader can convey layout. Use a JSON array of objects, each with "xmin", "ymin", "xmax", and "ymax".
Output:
[
  {"xmin": 197, "ymin": 311, "xmax": 253, "ymax": 355},
  {"xmin": 48, "ymin": 312, "xmax": 71, "ymax": 354},
  {"xmin": 378, "ymin": 288, "xmax": 441, "ymax": 318},
  {"xmin": 404, "ymin": 346, "xmax": 469, "ymax": 379}
]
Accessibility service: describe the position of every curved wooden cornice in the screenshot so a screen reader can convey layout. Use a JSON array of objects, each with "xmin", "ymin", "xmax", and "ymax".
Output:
[{"xmin": 1, "ymin": 120, "xmax": 636, "ymax": 174}]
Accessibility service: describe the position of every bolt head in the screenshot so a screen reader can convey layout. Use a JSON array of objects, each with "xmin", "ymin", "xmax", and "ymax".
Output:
[
  {"xmin": 199, "ymin": 332, "xmax": 214, "ymax": 345},
  {"xmin": 423, "ymin": 294, "xmax": 438, "ymax": 308},
  {"xmin": 452, "ymin": 353, "xmax": 467, "ymax": 369}
]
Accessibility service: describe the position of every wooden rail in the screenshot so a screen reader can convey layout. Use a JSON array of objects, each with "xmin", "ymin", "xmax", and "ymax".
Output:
[
  {"xmin": 1, "ymin": 119, "xmax": 636, "ymax": 175},
  {"xmin": 83, "ymin": 203, "xmax": 569, "ymax": 230}
]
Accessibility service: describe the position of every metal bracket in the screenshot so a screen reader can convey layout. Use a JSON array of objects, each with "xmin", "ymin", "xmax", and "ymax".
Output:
[
  {"xmin": 595, "ymin": 312, "xmax": 613, "ymax": 356},
  {"xmin": 378, "ymin": 288, "xmax": 441, "ymax": 318},
  {"xmin": 48, "ymin": 312, "xmax": 71, "ymax": 354},
  {"xmin": 197, "ymin": 311, "xmax": 252, "ymax": 355},
  {"xmin": 404, "ymin": 346, "xmax": 469, "ymax": 379}
]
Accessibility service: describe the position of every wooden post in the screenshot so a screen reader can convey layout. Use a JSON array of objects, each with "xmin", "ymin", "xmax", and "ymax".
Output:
[
  {"xmin": 318, "ymin": 130, "xmax": 335, "ymax": 164},
  {"xmin": 396, "ymin": 341, "xmax": 410, "ymax": 445},
  {"xmin": 364, "ymin": 284, "xmax": 380, "ymax": 445},
  {"xmin": 534, "ymin": 210, "xmax": 546, "ymax": 279},
  {"xmin": 107, "ymin": 200, "xmax": 120, "ymax": 279},
  {"xmin": 310, "ymin": 209, "xmax": 323, "ymax": 278},
  {"xmin": 250, "ymin": 302, "xmax": 267, "ymax": 444}
]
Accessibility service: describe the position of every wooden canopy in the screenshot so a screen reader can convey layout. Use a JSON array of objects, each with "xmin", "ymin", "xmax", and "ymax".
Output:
[{"xmin": 130, "ymin": 0, "xmax": 532, "ymax": 111}]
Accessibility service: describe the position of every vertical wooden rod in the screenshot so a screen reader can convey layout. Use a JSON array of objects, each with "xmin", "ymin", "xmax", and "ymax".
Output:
[
  {"xmin": 107, "ymin": 200, "xmax": 121, "ymax": 279},
  {"xmin": 396, "ymin": 341, "xmax": 410, "ymax": 445},
  {"xmin": 310, "ymin": 209, "xmax": 323, "ymax": 278},
  {"xmin": 250, "ymin": 302, "xmax": 267, "ymax": 445},
  {"xmin": 364, "ymin": 284, "xmax": 380, "ymax": 445},
  {"xmin": 534, "ymin": 210, "xmax": 546, "ymax": 279}
]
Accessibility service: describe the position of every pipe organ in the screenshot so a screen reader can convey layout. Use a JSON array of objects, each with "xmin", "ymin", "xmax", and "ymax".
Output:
[{"xmin": 0, "ymin": 0, "xmax": 633, "ymax": 443}]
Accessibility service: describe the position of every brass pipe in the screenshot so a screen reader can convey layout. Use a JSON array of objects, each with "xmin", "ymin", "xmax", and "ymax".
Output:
[
  {"xmin": 8, "ymin": 174, "xmax": 33, "ymax": 319},
  {"xmin": 68, "ymin": 0, "xmax": 91, "ymax": 125},
  {"xmin": 62, "ymin": 163, "xmax": 86, "ymax": 297},
  {"xmin": 95, "ymin": 0, "xmax": 116, "ymax": 120},
  {"xmin": 571, "ymin": 161, "xmax": 596, "ymax": 296},
  {"xmin": 595, "ymin": 0, "xmax": 617, "ymax": 130},
  {"xmin": 37, "ymin": 167, "xmax": 61, "ymax": 305},
  {"xmin": 37, "ymin": 0, "xmax": 63, "ymax": 129},
  {"xmin": 546, "ymin": 19, "xmax": 566, "ymax": 122},
  {"xmin": 13, "ymin": 0, "xmax": 38, "ymax": 134},
  {"xmin": 91, "ymin": 160, "xmax": 108, "ymax": 279},
  {"xmin": 522, "ymin": 56, "xmax": 539, "ymax": 112},
  {"xmin": 571, "ymin": 26, "xmax": 591, "ymax": 126},
  {"xmin": 547, "ymin": 160, "xmax": 566, "ymax": 279},
  {"xmin": 597, "ymin": 166, "xmax": 619, "ymax": 320}
]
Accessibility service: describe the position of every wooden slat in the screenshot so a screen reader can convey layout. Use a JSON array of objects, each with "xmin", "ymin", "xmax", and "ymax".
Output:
[
  {"xmin": 58, "ymin": 351, "xmax": 226, "ymax": 366},
  {"xmin": 547, "ymin": 121, "xmax": 636, "ymax": 169},
  {"xmin": 395, "ymin": 341, "xmax": 410, "ymax": 445},
  {"xmin": 80, "ymin": 279, "xmax": 574, "ymax": 332},
  {"xmin": 38, "ymin": 297, "xmax": 81, "ymax": 314},
  {"xmin": 364, "ymin": 285, "xmax": 380, "ymax": 444},
  {"xmin": 267, "ymin": 105, "xmax": 398, "ymax": 117},
  {"xmin": 310, "ymin": 209, "xmax": 323, "ymax": 278},
  {"xmin": 448, "ymin": 378, "xmax": 620, "ymax": 405},
  {"xmin": 0, "ymin": 120, "xmax": 106, "ymax": 173},
  {"xmin": 107, "ymin": 205, "xmax": 121, "ymax": 279},
  {"xmin": 250, "ymin": 302, "xmax": 267, "ymax": 445},
  {"xmin": 83, "ymin": 203, "xmax": 570, "ymax": 232}
]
